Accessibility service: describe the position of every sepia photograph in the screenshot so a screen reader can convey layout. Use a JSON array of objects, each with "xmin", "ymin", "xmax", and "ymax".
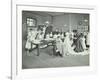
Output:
[{"xmin": 22, "ymin": 11, "xmax": 90, "ymax": 69}]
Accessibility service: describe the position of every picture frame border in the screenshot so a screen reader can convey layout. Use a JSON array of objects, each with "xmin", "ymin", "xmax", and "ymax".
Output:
[{"xmin": 11, "ymin": 1, "xmax": 97, "ymax": 80}]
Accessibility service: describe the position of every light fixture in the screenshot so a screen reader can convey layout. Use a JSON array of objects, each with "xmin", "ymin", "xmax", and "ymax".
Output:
[
  {"xmin": 84, "ymin": 19, "xmax": 88, "ymax": 22},
  {"xmin": 64, "ymin": 24, "xmax": 67, "ymax": 27},
  {"xmin": 45, "ymin": 21, "xmax": 50, "ymax": 24}
]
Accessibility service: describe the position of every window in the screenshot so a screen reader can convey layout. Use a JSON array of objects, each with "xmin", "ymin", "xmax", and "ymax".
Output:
[{"xmin": 26, "ymin": 18, "xmax": 37, "ymax": 27}]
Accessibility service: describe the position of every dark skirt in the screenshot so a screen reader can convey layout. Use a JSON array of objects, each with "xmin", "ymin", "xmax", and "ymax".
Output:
[{"xmin": 74, "ymin": 39, "xmax": 84, "ymax": 52}]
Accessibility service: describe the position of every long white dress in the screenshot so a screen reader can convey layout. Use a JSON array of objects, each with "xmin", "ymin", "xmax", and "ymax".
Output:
[
  {"xmin": 86, "ymin": 33, "xmax": 90, "ymax": 46},
  {"xmin": 25, "ymin": 31, "xmax": 32, "ymax": 50},
  {"xmin": 63, "ymin": 34, "xmax": 74, "ymax": 56},
  {"xmin": 25, "ymin": 30, "xmax": 38, "ymax": 49},
  {"xmin": 81, "ymin": 37, "xmax": 86, "ymax": 50}
]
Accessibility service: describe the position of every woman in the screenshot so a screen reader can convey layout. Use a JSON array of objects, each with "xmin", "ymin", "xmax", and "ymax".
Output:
[
  {"xmin": 25, "ymin": 29, "xmax": 33, "ymax": 55},
  {"xmin": 86, "ymin": 32, "xmax": 90, "ymax": 49},
  {"xmin": 25, "ymin": 29, "xmax": 32, "ymax": 49},
  {"xmin": 63, "ymin": 32, "xmax": 74, "ymax": 56},
  {"xmin": 55, "ymin": 36, "xmax": 63, "ymax": 57},
  {"xmin": 74, "ymin": 33, "xmax": 85, "ymax": 52},
  {"xmin": 81, "ymin": 33, "xmax": 86, "ymax": 50}
]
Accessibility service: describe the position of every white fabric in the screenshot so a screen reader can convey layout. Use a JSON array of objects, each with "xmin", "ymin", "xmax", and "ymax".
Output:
[
  {"xmin": 42, "ymin": 27, "xmax": 46, "ymax": 34},
  {"xmin": 46, "ymin": 34, "xmax": 50, "ymax": 39},
  {"xmin": 53, "ymin": 34, "xmax": 58, "ymax": 39},
  {"xmin": 56, "ymin": 38, "xmax": 63, "ymax": 54},
  {"xmin": 37, "ymin": 34, "xmax": 44, "ymax": 40},
  {"xmin": 81, "ymin": 37, "xmax": 86, "ymax": 50},
  {"xmin": 50, "ymin": 32, "xmax": 53, "ymax": 37},
  {"xmin": 25, "ymin": 30, "xmax": 38, "ymax": 49},
  {"xmin": 86, "ymin": 33, "xmax": 90, "ymax": 45},
  {"xmin": 61, "ymin": 34, "xmax": 64, "ymax": 39},
  {"xmin": 63, "ymin": 33, "xmax": 89, "ymax": 56},
  {"xmin": 63, "ymin": 34, "xmax": 74, "ymax": 56},
  {"xmin": 25, "ymin": 39, "xmax": 31, "ymax": 49}
]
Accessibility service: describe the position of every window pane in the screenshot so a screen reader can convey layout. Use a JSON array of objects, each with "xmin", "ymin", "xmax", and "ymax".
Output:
[{"xmin": 27, "ymin": 18, "xmax": 36, "ymax": 26}]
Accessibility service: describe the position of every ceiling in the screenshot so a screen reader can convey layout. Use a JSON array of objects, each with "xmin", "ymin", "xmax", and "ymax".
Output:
[
  {"xmin": 23, "ymin": 11, "xmax": 89, "ymax": 17},
  {"xmin": 45, "ymin": 12, "xmax": 65, "ymax": 16},
  {"xmin": 24, "ymin": 11, "xmax": 66, "ymax": 16}
]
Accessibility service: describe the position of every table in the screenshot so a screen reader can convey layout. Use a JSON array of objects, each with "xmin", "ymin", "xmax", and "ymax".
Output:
[{"xmin": 32, "ymin": 39, "xmax": 56, "ymax": 56}]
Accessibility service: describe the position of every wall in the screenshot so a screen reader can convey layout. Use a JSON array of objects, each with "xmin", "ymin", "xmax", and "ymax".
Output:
[
  {"xmin": 53, "ymin": 13, "xmax": 89, "ymax": 32},
  {"xmin": 52, "ymin": 13, "xmax": 69, "ymax": 32},
  {"xmin": 22, "ymin": 11, "xmax": 52, "ymax": 39},
  {"xmin": 22, "ymin": 11, "xmax": 89, "ymax": 35},
  {"xmin": 70, "ymin": 13, "xmax": 89, "ymax": 32}
]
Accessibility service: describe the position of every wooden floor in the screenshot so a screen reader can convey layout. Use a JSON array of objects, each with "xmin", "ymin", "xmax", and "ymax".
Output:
[{"xmin": 22, "ymin": 45, "xmax": 89, "ymax": 69}]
